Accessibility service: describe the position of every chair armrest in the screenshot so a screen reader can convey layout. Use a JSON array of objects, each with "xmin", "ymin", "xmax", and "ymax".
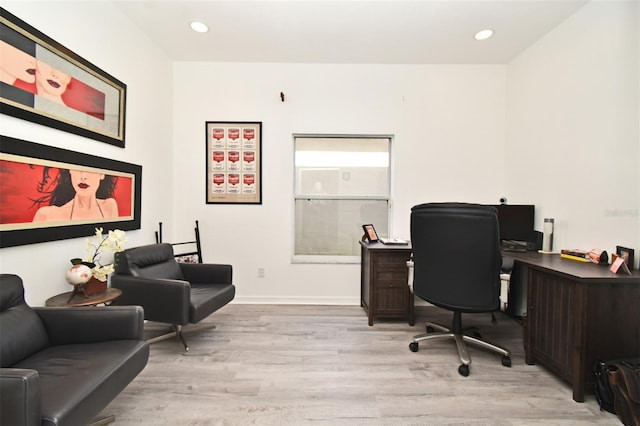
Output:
[
  {"xmin": 0, "ymin": 368, "xmax": 41, "ymax": 426},
  {"xmin": 33, "ymin": 306, "xmax": 145, "ymax": 344},
  {"xmin": 180, "ymin": 263, "xmax": 233, "ymax": 285},
  {"xmin": 111, "ymin": 275, "xmax": 190, "ymax": 325}
]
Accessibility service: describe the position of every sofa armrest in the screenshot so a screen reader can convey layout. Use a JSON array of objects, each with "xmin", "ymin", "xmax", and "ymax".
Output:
[
  {"xmin": 0, "ymin": 368, "xmax": 41, "ymax": 426},
  {"xmin": 33, "ymin": 306, "xmax": 145, "ymax": 345},
  {"xmin": 180, "ymin": 263, "xmax": 233, "ymax": 285},
  {"xmin": 111, "ymin": 275, "xmax": 190, "ymax": 325}
]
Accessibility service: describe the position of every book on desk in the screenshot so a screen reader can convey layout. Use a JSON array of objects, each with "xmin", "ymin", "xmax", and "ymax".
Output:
[
  {"xmin": 560, "ymin": 249, "xmax": 592, "ymax": 263},
  {"xmin": 379, "ymin": 238, "xmax": 409, "ymax": 245},
  {"xmin": 560, "ymin": 249, "xmax": 609, "ymax": 264}
]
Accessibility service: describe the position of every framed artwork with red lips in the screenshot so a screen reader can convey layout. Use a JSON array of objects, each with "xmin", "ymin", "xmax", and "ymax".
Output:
[
  {"xmin": 0, "ymin": 7, "xmax": 126, "ymax": 148},
  {"xmin": 0, "ymin": 135, "xmax": 141, "ymax": 248},
  {"xmin": 206, "ymin": 121, "xmax": 262, "ymax": 204}
]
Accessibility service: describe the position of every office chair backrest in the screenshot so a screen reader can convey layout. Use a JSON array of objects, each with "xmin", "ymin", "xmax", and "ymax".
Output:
[
  {"xmin": 115, "ymin": 243, "xmax": 185, "ymax": 281},
  {"xmin": 410, "ymin": 203, "xmax": 502, "ymax": 313}
]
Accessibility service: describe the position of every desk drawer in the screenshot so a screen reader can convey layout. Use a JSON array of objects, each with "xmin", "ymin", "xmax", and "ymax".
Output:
[
  {"xmin": 375, "ymin": 269, "xmax": 408, "ymax": 283},
  {"xmin": 361, "ymin": 243, "xmax": 414, "ymax": 325},
  {"xmin": 375, "ymin": 252, "xmax": 411, "ymax": 266},
  {"xmin": 375, "ymin": 285, "xmax": 410, "ymax": 313}
]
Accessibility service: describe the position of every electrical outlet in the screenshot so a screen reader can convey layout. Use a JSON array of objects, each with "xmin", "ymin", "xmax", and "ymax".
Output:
[{"xmin": 258, "ymin": 267, "xmax": 265, "ymax": 278}]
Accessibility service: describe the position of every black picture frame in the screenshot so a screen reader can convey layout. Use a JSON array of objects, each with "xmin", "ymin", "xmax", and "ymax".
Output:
[
  {"xmin": 0, "ymin": 135, "xmax": 141, "ymax": 248},
  {"xmin": 0, "ymin": 7, "xmax": 126, "ymax": 147},
  {"xmin": 616, "ymin": 246, "xmax": 635, "ymax": 270},
  {"xmin": 205, "ymin": 121, "xmax": 262, "ymax": 204},
  {"xmin": 362, "ymin": 224, "xmax": 379, "ymax": 243}
]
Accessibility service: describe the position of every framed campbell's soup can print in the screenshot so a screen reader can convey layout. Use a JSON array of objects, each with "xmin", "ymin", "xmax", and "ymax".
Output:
[{"xmin": 205, "ymin": 121, "xmax": 262, "ymax": 204}]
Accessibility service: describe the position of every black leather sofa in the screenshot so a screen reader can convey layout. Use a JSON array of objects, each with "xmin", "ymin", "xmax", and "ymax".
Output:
[
  {"xmin": 111, "ymin": 243, "xmax": 235, "ymax": 351},
  {"xmin": 0, "ymin": 274, "xmax": 149, "ymax": 426}
]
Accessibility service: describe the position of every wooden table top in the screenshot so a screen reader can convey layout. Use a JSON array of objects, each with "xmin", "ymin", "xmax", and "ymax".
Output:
[
  {"xmin": 45, "ymin": 288, "xmax": 122, "ymax": 307},
  {"xmin": 505, "ymin": 251, "xmax": 640, "ymax": 282}
]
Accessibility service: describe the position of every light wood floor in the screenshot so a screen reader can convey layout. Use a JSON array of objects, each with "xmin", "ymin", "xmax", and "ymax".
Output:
[{"xmin": 100, "ymin": 304, "xmax": 620, "ymax": 425}]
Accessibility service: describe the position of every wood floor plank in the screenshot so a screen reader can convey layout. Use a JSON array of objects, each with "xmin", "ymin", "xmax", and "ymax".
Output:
[{"xmin": 100, "ymin": 304, "xmax": 621, "ymax": 425}]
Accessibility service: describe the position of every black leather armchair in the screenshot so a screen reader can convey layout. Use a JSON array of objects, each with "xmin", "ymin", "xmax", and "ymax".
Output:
[
  {"xmin": 0, "ymin": 274, "xmax": 149, "ymax": 426},
  {"xmin": 111, "ymin": 243, "xmax": 235, "ymax": 351},
  {"xmin": 408, "ymin": 203, "xmax": 511, "ymax": 376}
]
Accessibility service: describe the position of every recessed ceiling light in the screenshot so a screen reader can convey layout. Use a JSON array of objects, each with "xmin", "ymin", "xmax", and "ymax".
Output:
[
  {"xmin": 474, "ymin": 29, "xmax": 494, "ymax": 41},
  {"xmin": 190, "ymin": 21, "xmax": 209, "ymax": 33}
]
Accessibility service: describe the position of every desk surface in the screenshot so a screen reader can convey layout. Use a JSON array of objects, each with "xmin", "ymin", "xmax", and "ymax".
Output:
[
  {"xmin": 504, "ymin": 251, "xmax": 640, "ymax": 282},
  {"xmin": 363, "ymin": 243, "xmax": 640, "ymax": 281},
  {"xmin": 359, "ymin": 241, "xmax": 412, "ymax": 251}
]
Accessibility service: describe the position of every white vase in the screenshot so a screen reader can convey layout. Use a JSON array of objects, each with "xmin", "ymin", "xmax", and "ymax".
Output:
[{"xmin": 65, "ymin": 264, "xmax": 92, "ymax": 285}]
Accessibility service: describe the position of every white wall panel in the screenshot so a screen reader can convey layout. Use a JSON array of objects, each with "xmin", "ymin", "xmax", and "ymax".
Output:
[
  {"xmin": 172, "ymin": 63, "xmax": 506, "ymax": 303},
  {"xmin": 506, "ymin": 1, "xmax": 639, "ymax": 260},
  {"xmin": 0, "ymin": 2, "xmax": 174, "ymax": 305}
]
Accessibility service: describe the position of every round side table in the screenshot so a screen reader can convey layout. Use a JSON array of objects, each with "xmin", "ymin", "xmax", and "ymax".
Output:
[{"xmin": 45, "ymin": 288, "xmax": 122, "ymax": 307}]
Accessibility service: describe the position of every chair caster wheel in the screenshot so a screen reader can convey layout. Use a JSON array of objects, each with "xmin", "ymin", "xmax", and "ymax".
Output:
[
  {"xmin": 502, "ymin": 355, "xmax": 512, "ymax": 367},
  {"xmin": 409, "ymin": 342, "xmax": 419, "ymax": 352},
  {"xmin": 426, "ymin": 326, "xmax": 435, "ymax": 333},
  {"xmin": 458, "ymin": 364, "xmax": 470, "ymax": 377}
]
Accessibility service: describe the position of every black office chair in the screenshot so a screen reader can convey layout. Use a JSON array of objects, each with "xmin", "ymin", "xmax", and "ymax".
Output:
[{"xmin": 408, "ymin": 202, "xmax": 511, "ymax": 376}]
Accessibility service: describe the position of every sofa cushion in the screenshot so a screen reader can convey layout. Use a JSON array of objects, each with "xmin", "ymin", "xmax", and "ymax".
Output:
[
  {"xmin": 13, "ymin": 340, "xmax": 149, "ymax": 426},
  {"xmin": 0, "ymin": 275, "xmax": 49, "ymax": 367},
  {"xmin": 190, "ymin": 283, "xmax": 236, "ymax": 323}
]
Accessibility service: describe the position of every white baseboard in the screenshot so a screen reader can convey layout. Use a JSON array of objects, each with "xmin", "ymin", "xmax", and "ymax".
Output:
[
  {"xmin": 232, "ymin": 295, "xmax": 433, "ymax": 306},
  {"xmin": 232, "ymin": 296, "xmax": 360, "ymax": 305}
]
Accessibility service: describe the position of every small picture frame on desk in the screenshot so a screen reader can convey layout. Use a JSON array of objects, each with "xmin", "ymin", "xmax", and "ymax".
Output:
[
  {"xmin": 615, "ymin": 246, "xmax": 635, "ymax": 270},
  {"xmin": 362, "ymin": 224, "xmax": 379, "ymax": 243}
]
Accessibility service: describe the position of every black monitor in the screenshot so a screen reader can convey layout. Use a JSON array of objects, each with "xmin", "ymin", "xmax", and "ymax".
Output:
[{"xmin": 491, "ymin": 204, "xmax": 535, "ymax": 243}]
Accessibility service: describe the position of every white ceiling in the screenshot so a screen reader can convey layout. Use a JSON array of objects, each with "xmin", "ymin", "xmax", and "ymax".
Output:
[{"xmin": 114, "ymin": 0, "xmax": 589, "ymax": 64}]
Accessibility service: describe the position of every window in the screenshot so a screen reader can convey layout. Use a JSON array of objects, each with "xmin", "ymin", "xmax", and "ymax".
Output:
[{"xmin": 293, "ymin": 135, "xmax": 391, "ymax": 262}]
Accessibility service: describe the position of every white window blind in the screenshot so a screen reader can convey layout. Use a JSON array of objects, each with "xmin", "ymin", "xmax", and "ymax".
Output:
[{"xmin": 293, "ymin": 135, "xmax": 391, "ymax": 262}]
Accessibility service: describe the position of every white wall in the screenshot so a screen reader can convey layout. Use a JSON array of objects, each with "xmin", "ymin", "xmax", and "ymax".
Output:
[
  {"xmin": 506, "ymin": 0, "xmax": 639, "ymax": 264},
  {"xmin": 0, "ymin": 2, "xmax": 174, "ymax": 305},
  {"xmin": 172, "ymin": 63, "xmax": 507, "ymax": 303},
  {"xmin": 1, "ymin": 1, "xmax": 637, "ymax": 306},
  {"xmin": 170, "ymin": 0, "xmax": 639, "ymax": 304}
]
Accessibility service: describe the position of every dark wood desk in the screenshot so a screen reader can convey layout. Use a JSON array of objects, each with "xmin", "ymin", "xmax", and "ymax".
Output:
[
  {"xmin": 509, "ymin": 252, "xmax": 640, "ymax": 402},
  {"xmin": 360, "ymin": 241, "xmax": 414, "ymax": 326},
  {"xmin": 45, "ymin": 288, "xmax": 122, "ymax": 307}
]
